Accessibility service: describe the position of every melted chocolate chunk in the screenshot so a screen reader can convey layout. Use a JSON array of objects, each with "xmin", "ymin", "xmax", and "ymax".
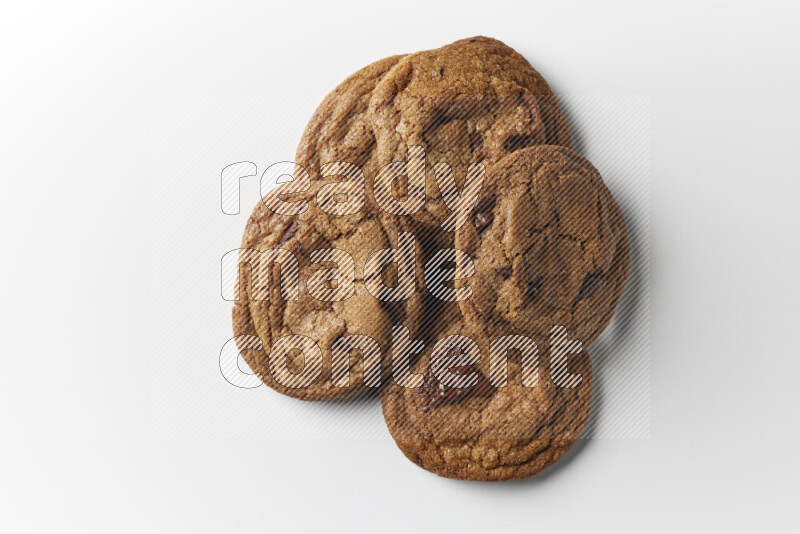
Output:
[
  {"xmin": 498, "ymin": 266, "xmax": 512, "ymax": 279},
  {"xmin": 526, "ymin": 276, "xmax": 544, "ymax": 298},
  {"xmin": 577, "ymin": 269, "xmax": 605, "ymax": 301},
  {"xmin": 384, "ymin": 301, "xmax": 407, "ymax": 324},
  {"xmin": 278, "ymin": 220, "xmax": 298, "ymax": 245},
  {"xmin": 333, "ymin": 330, "xmax": 352, "ymax": 352},
  {"xmin": 433, "ymin": 109, "xmax": 456, "ymax": 126},
  {"xmin": 472, "ymin": 196, "xmax": 496, "ymax": 233},
  {"xmin": 413, "ymin": 348, "xmax": 495, "ymax": 411},
  {"xmin": 469, "ymin": 132, "xmax": 484, "ymax": 152},
  {"xmin": 503, "ymin": 135, "xmax": 534, "ymax": 153}
]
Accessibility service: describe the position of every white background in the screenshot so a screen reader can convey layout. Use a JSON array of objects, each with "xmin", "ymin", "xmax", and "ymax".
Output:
[{"xmin": 1, "ymin": 1, "xmax": 799, "ymax": 532}]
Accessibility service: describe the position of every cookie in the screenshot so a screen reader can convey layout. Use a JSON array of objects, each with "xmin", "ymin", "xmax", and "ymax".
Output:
[
  {"xmin": 368, "ymin": 36, "xmax": 573, "ymax": 252},
  {"xmin": 295, "ymin": 54, "xmax": 405, "ymax": 188},
  {"xmin": 455, "ymin": 145, "xmax": 630, "ymax": 347},
  {"xmin": 232, "ymin": 179, "xmax": 398, "ymax": 400},
  {"xmin": 381, "ymin": 308, "xmax": 592, "ymax": 481},
  {"xmin": 294, "ymin": 54, "xmax": 425, "ymax": 338}
]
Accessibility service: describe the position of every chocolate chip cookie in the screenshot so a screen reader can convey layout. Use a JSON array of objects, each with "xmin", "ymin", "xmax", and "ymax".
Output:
[
  {"xmin": 369, "ymin": 36, "xmax": 573, "ymax": 251},
  {"xmin": 456, "ymin": 145, "xmax": 630, "ymax": 347},
  {"xmin": 295, "ymin": 54, "xmax": 405, "ymax": 189},
  {"xmin": 294, "ymin": 54, "xmax": 425, "ymax": 339},
  {"xmin": 381, "ymin": 309, "xmax": 592, "ymax": 481},
  {"xmin": 232, "ymin": 179, "xmax": 400, "ymax": 400}
]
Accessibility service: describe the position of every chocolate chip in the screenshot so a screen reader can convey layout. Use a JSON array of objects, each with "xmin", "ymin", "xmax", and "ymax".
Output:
[
  {"xmin": 498, "ymin": 266, "xmax": 512, "ymax": 279},
  {"xmin": 413, "ymin": 349, "xmax": 495, "ymax": 411},
  {"xmin": 469, "ymin": 132, "xmax": 484, "ymax": 152},
  {"xmin": 448, "ymin": 364, "xmax": 472, "ymax": 375},
  {"xmin": 577, "ymin": 269, "xmax": 605, "ymax": 301},
  {"xmin": 334, "ymin": 331, "xmax": 352, "ymax": 352},
  {"xmin": 474, "ymin": 212, "xmax": 493, "ymax": 232},
  {"xmin": 526, "ymin": 276, "xmax": 544, "ymax": 298},
  {"xmin": 278, "ymin": 220, "xmax": 298, "ymax": 245},
  {"xmin": 470, "ymin": 372, "xmax": 495, "ymax": 399},
  {"xmin": 384, "ymin": 301, "xmax": 407, "ymax": 324},
  {"xmin": 504, "ymin": 135, "xmax": 534, "ymax": 153},
  {"xmin": 472, "ymin": 196, "xmax": 496, "ymax": 233},
  {"xmin": 434, "ymin": 110, "xmax": 456, "ymax": 126}
]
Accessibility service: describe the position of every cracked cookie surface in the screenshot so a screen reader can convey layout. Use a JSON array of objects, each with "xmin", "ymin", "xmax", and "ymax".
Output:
[
  {"xmin": 294, "ymin": 53, "xmax": 425, "ymax": 342},
  {"xmin": 296, "ymin": 54, "xmax": 405, "ymax": 190},
  {"xmin": 381, "ymin": 309, "xmax": 592, "ymax": 481},
  {"xmin": 455, "ymin": 145, "xmax": 630, "ymax": 347},
  {"xmin": 232, "ymin": 183, "xmax": 398, "ymax": 400},
  {"xmin": 368, "ymin": 36, "xmax": 573, "ymax": 252},
  {"xmin": 233, "ymin": 56, "xmax": 417, "ymax": 400},
  {"xmin": 231, "ymin": 55, "xmax": 427, "ymax": 400}
]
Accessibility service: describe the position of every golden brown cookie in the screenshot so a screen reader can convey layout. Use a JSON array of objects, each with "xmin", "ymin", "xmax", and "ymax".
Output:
[
  {"xmin": 455, "ymin": 145, "xmax": 630, "ymax": 347},
  {"xmin": 233, "ymin": 55, "xmax": 429, "ymax": 402},
  {"xmin": 368, "ymin": 36, "xmax": 573, "ymax": 253},
  {"xmin": 381, "ymin": 308, "xmax": 592, "ymax": 481},
  {"xmin": 295, "ymin": 54, "xmax": 405, "ymax": 188},
  {"xmin": 232, "ymin": 179, "xmax": 398, "ymax": 400},
  {"xmin": 234, "ymin": 54, "xmax": 442, "ymax": 400},
  {"xmin": 294, "ymin": 54, "xmax": 425, "ymax": 340}
]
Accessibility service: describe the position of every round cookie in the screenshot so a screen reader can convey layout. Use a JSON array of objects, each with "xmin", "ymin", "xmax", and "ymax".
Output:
[
  {"xmin": 381, "ymin": 310, "xmax": 592, "ymax": 481},
  {"xmin": 455, "ymin": 145, "xmax": 630, "ymax": 347},
  {"xmin": 368, "ymin": 36, "xmax": 573, "ymax": 253},
  {"xmin": 294, "ymin": 53, "xmax": 425, "ymax": 338},
  {"xmin": 295, "ymin": 54, "xmax": 405, "ymax": 188},
  {"xmin": 232, "ymin": 173, "xmax": 423, "ymax": 400}
]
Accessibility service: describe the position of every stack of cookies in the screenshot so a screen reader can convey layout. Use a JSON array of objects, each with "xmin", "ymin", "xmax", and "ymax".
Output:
[{"xmin": 233, "ymin": 37, "xmax": 630, "ymax": 481}]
